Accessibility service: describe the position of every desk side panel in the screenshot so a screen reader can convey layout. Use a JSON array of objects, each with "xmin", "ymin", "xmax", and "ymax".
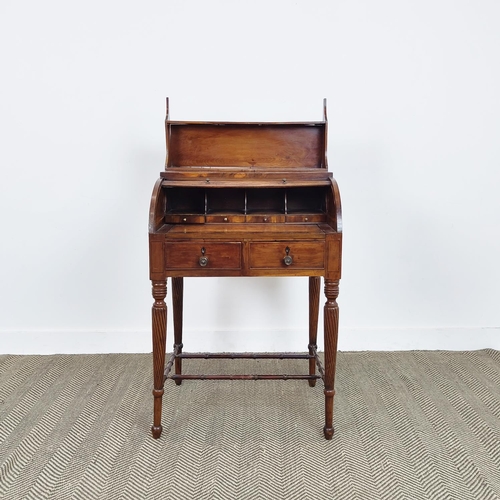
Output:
[{"xmin": 149, "ymin": 234, "xmax": 166, "ymax": 280}]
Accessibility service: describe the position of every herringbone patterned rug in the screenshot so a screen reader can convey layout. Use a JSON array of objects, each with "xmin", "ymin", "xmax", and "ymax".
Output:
[{"xmin": 0, "ymin": 350, "xmax": 499, "ymax": 499}]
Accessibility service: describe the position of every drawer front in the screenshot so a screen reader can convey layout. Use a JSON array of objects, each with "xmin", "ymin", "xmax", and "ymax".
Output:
[
  {"xmin": 165, "ymin": 242, "xmax": 241, "ymax": 270},
  {"xmin": 246, "ymin": 214, "xmax": 286, "ymax": 223},
  {"xmin": 205, "ymin": 214, "xmax": 246, "ymax": 223},
  {"xmin": 285, "ymin": 214, "xmax": 326, "ymax": 223},
  {"xmin": 164, "ymin": 214, "xmax": 205, "ymax": 224},
  {"xmin": 249, "ymin": 241, "xmax": 324, "ymax": 269}
]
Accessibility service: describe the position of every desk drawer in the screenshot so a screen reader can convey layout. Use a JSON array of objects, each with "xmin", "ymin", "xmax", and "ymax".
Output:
[
  {"xmin": 165, "ymin": 242, "xmax": 242, "ymax": 270},
  {"xmin": 206, "ymin": 214, "xmax": 246, "ymax": 223},
  {"xmin": 164, "ymin": 214, "xmax": 205, "ymax": 224},
  {"xmin": 246, "ymin": 214, "xmax": 286, "ymax": 224},
  {"xmin": 249, "ymin": 241, "xmax": 324, "ymax": 269},
  {"xmin": 285, "ymin": 214, "xmax": 326, "ymax": 223}
]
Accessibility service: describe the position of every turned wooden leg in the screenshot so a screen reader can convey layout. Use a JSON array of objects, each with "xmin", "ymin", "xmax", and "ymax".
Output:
[
  {"xmin": 172, "ymin": 277, "xmax": 184, "ymax": 386},
  {"xmin": 308, "ymin": 276, "xmax": 320, "ymax": 387},
  {"xmin": 323, "ymin": 279, "xmax": 339, "ymax": 440},
  {"xmin": 152, "ymin": 279, "xmax": 167, "ymax": 439}
]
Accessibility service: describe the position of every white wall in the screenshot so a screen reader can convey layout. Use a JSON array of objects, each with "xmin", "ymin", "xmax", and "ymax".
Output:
[{"xmin": 1, "ymin": 0, "xmax": 499, "ymax": 354}]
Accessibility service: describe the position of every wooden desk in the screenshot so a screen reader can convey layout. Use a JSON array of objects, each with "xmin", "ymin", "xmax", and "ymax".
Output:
[{"xmin": 149, "ymin": 99, "xmax": 342, "ymax": 440}]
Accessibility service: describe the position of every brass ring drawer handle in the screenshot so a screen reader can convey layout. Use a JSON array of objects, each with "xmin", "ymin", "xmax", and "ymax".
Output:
[
  {"xmin": 199, "ymin": 247, "xmax": 208, "ymax": 267},
  {"xmin": 283, "ymin": 246, "xmax": 293, "ymax": 266}
]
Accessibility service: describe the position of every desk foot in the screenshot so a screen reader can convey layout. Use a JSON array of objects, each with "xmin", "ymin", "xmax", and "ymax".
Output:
[
  {"xmin": 323, "ymin": 426, "xmax": 334, "ymax": 440},
  {"xmin": 151, "ymin": 425, "xmax": 163, "ymax": 439}
]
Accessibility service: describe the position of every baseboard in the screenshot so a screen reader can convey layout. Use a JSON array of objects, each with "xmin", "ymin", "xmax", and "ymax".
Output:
[{"xmin": 0, "ymin": 327, "xmax": 498, "ymax": 354}]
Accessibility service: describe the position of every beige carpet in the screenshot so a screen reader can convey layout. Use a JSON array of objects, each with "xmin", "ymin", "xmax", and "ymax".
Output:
[{"xmin": 0, "ymin": 350, "xmax": 499, "ymax": 499}]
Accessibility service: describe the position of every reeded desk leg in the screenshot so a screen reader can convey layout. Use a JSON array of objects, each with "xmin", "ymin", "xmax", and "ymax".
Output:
[
  {"xmin": 323, "ymin": 279, "xmax": 339, "ymax": 440},
  {"xmin": 308, "ymin": 277, "xmax": 320, "ymax": 387},
  {"xmin": 172, "ymin": 277, "xmax": 184, "ymax": 385},
  {"xmin": 152, "ymin": 279, "xmax": 167, "ymax": 439}
]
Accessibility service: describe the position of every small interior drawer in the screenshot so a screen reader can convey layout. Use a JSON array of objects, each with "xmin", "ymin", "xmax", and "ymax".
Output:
[
  {"xmin": 164, "ymin": 214, "xmax": 205, "ymax": 224},
  {"xmin": 285, "ymin": 214, "xmax": 326, "ymax": 223},
  {"xmin": 205, "ymin": 215, "xmax": 246, "ymax": 223},
  {"xmin": 245, "ymin": 214, "xmax": 286, "ymax": 224}
]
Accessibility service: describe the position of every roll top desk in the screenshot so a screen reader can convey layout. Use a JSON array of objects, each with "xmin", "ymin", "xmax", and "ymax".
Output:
[{"xmin": 149, "ymin": 99, "xmax": 342, "ymax": 440}]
